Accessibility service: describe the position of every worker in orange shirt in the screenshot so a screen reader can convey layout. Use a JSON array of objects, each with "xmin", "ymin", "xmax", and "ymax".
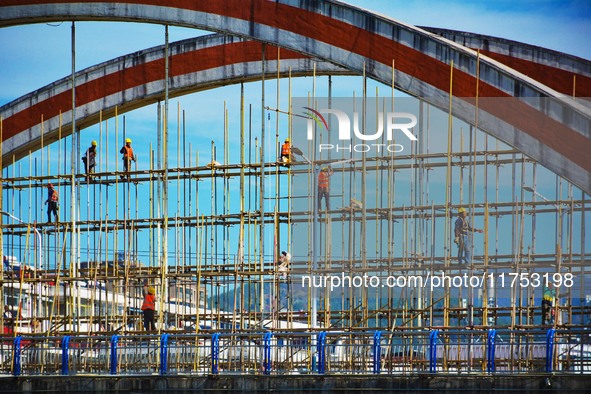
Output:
[
  {"xmin": 280, "ymin": 138, "xmax": 292, "ymax": 164},
  {"xmin": 141, "ymin": 285, "xmax": 157, "ymax": 331},
  {"xmin": 44, "ymin": 183, "xmax": 59, "ymax": 222},
  {"xmin": 318, "ymin": 166, "xmax": 334, "ymax": 211},
  {"xmin": 119, "ymin": 138, "xmax": 136, "ymax": 179}
]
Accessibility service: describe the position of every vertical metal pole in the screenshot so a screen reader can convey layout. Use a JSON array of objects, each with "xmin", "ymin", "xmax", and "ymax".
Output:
[
  {"xmin": 260, "ymin": 43, "xmax": 266, "ymax": 326},
  {"xmin": 70, "ymin": 21, "xmax": 78, "ymax": 332},
  {"xmin": 162, "ymin": 25, "xmax": 170, "ymax": 330}
]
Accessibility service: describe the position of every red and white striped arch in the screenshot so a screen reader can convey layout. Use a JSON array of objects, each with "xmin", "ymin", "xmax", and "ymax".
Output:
[{"xmin": 0, "ymin": 0, "xmax": 590, "ymax": 192}]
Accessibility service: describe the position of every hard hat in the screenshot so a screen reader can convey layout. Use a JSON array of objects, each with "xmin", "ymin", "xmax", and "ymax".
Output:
[
  {"xmin": 458, "ymin": 207, "xmax": 466, "ymax": 213},
  {"xmin": 125, "ymin": 138, "xmax": 132, "ymax": 143},
  {"xmin": 148, "ymin": 286, "xmax": 156, "ymax": 295},
  {"xmin": 91, "ymin": 140, "xmax": 97, "ymax": 146},
  {"xmin": 321, "ymin": 166, "xmax": 328, "ymax": 171},
  {"xmin": 285, "ymin": 138, "xmax": 290, "ymax": 143},
  {"xmin": 48, "ymin": 183, "xmax": 53, "ymax": 188}
]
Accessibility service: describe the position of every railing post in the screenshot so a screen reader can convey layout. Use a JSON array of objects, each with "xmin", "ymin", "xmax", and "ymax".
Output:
[
  {"xmin": 429, "ymin": 330, "xmax": 438, "ymax": 373},
  {"xmin": 12, "ymin": 336, "xmax": 22, "ymax": 376},
  {"xmin": 546, "ymin": 329, "xmax": 556, "ymax": 373},
  {"xmin": 316, "ymin": 332, "xmax": 326, "ymax": 374},
  {"xmin": 110, "ymin": 335, "xmax": 119, "ymax": 375},
  {"xmin": 373, "ymin": 331, "xmax": 382, "ymax": 374},
  {"xmin": 61, "ymin": 336, "xmax": 70, "ymax": 375},
  {"xmin": 160, "ymin": 333, "xmax": 169, "ymax": 375},
  {"xmin": 263, "ymin": 332, "xmax": 272, "ymax": 375},
  {"xmin": 487, "ymin": 329, "xmax": 496, "ymax": 373},
  {"xmin": 211, "ymin": 333, "xmax": 220, "ymax": 374}
]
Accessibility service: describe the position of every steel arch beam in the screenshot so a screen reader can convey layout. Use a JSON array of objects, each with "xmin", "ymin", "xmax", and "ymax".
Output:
[{"xmin": 0, "ymin": 0, "xmax": 590, "ymax": 191}]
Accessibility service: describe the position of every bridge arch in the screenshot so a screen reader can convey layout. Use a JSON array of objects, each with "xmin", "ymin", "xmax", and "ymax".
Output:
[{"xmin": 0, "ymin": 0, "xmax": 590, "ymax": 191}]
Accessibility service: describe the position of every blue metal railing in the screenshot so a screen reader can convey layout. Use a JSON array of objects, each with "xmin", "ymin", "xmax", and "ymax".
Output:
[
  {"xmin": 211, "ymin": 333, "xmax": 220, "ymax": 374},
  {"xmin": 546, "ymin": 329, "xmax": 556, "ymax": 373},
  {"xmin": 3, "ymin": 328, "xmax": 588, "ymax": 376},
  {"xmin": 373, "ymin": 330, "xmax": 382, "ymax": 374},
  {"xmin": 160, "ymin": 333, "xmax": 170, "ymax": 375},
  {"xmin": 110, "ymin": 334, "xmax": 119, "ymax": 375},
  {"xmin": 12, "ymin": 336, "xmax": 22, "ymax": 376},
  {"xmin": 487, "ymin": 329, "xmax": 496, "ymax": 373},
  {"xmin": 429, "ymin": 330, "xmax": 438, "ymax": 373},
  {"xmin": 61, "ymin": 336, "xmax": 70, "ymax": 375},
  {"xmin": 263, "ymin": 332, "xmax": 272, "ymax": 375},
  {"xmin": 316, "ymin": 332, "xmax": 326, "ymax": 374}
]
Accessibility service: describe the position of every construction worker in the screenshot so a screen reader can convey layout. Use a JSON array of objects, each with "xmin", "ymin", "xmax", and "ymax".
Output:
[
  {"xmin": 542, "ymin": 283, "xmax": 556, "ymax": 325},
  {"xmin": 44, "ymin": 183, "xmax": 58, "ymax": 222},
  {"xmin": 454, "ymin": 207, "xmax": 483, "ymax": 265},
  {"xmin": 82, "ymin": 140, "xmax": 97, "ymax": 179},
  {"xmin": 277, "ymin": 251, "xmax": 291, "ymax": 280},
  {"xmin": 280, "ymin": 138, "xmax": 292, "ymax": 164},
  {"xmin": 141, "ymin": 284, "xmax": 157, "ymax": 331},
  {"xmin": 3, "ymin": 305, "xmax": 14, "ymax": 334},
  {"xmin": 318, "ymin": 166, "xmax": 334, "ymax": 211},
  {"xmin": 120, "ymin": 138, "xmax": 136, "ymax": 179}
]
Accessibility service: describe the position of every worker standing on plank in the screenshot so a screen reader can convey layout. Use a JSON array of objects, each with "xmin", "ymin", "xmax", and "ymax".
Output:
[
  {"xmin": 141, "ymin": 285, "xmax": 157, "ymax": 331},
  {"xmin": 280, "ymin": 138, "xmax": 292, "ymax": 164},
  {"xmin": 120, "ymin": 138, "xmax": 136, "ymax": 179},
  {"xmin": 82, "ymin": 140, "xmax": 97, "ymax": 180},
  {"xmin": 318, "ymin": 166, "xmax": 334, "ymax": 211},
  {"xmin": 44, "ymin": 183, "xmax": 59, "ymax": 223},
  {"xmin": 454, "ymin": 207, "xmax": 483, "ymax": 265}
]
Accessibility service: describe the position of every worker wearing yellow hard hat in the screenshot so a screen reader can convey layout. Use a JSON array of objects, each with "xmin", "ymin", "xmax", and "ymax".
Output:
[
  {"xmin": 142, "ymin": 284, "xmax": 157, "ymax": 331},
  {"xmin": 454, "ymin": 207, "xmax": 483, "ymax": 265},
  {"xmin": 83, "ymin": 140, "xmax": 98, "ymax": 180},
  {"xmin": 281, "ymin": 137, "xmax": 292, "ymax": 164},
  {"xmin": 120, "ymin": 137, "xmax": 136, "ymax": 179}
]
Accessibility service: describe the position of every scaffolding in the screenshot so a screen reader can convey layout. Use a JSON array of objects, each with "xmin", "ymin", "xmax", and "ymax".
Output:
[{"xmin": 0, "ymin": 60, "xmax": 590, "ymax": 341}]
